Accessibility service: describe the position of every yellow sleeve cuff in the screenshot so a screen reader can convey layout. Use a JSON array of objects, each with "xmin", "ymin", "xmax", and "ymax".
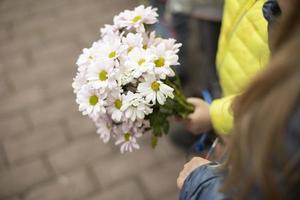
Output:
[{"xmin": 210, "ymin": 95, "xmax": 235, "ymax": 135}]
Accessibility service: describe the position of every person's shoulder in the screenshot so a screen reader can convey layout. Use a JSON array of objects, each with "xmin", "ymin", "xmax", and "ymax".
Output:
[{"xmin": 180, "ymin": 163, "xmax": 228, "ymax": 200}]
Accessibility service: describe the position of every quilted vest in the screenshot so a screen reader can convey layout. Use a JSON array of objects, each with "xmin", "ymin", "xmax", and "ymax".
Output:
[{"xmin": 210, "ymin": 0, "xmax": 270, "ymax": 134}]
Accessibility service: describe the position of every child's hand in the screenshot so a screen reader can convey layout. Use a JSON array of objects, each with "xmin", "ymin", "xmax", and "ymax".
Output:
[
  {"xmin": 177, "ymin": 157, "xmax": 210, "ymax": 189},
  {"xmin": 183, "ymin": 97, "xmax": 212, "ymax": 134}
]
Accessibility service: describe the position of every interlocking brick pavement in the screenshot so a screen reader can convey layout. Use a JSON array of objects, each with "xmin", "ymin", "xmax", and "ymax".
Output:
[{"xmin": 0, "ymin": 0, "xmax": 187, "ymax": 199}]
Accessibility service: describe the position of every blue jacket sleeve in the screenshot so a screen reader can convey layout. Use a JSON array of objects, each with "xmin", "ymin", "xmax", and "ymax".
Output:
[{"xmin": 179, "ymin": 163, "xmax": 228, "ymax": 200}]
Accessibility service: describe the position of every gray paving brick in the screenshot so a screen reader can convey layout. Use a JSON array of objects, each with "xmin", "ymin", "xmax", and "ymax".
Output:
[
  {"xmin": 29, "ymin": 95, "xmax": 78, "ymax": 127},
  {"xmin": 48, "ymin": 135, "xmax": 112, "ymax": 174},
  {"xmin": 140, "ymin": 159, "xmax": 184, "ymax": 199},
  {"xmin": 87, "ymin": 180, "xmax": 147, "ymax": 200},
  {"xmin": 9, "ymin": 58, "xmax": 73, "ymax": 91},
  {"xmin": 31, "ymin": 41, "xmax": 78, "ymax": 70},
  {"xmin": 44, "ymin": 76, "xmax": 74, "ymax": 102},
  {"xmin": 0, "ymin": 152, "xmax": 7, "ymax": 171},
  {"xmin": 66, "ymin": 115, "xmax": 95, "ymax": 138},
  {"xmin": 161, "ymin": 192, "xmax": 180, "ymax": 200},
  {"xmin": 3, "ymin": 125, "xmax": 67, "ymax": 164},
  {"xmin": 151, "ymin": 136, "xmax": 185, "ymax": 161},
  {"xmin": 0, "ymin": 34, "xmax": 40, "ymax": 57},
  {"xmin": 0, "ymin": 77, "xmax": 10, "ymax": 97},
  {"xmin": 0, "ymin": 53, "xmax": 29, "ymax": 74},
  {"xmin": 0, "ymin": 159, "xmax": 49, "ymax": 198},
  {"xmin": 0, "ymin": 86, "xmax": 46, "ymax": 116},
  {"xmin": 92, "ymin": 146, "xmax": 160, "ymax": 188},
  {"xmin": 24, "ymin": 169, "xmax": 95, "ymax": 200},
  {"xmin": 0, "ymin": 114, "xmax": 30, "ymax": 139}
]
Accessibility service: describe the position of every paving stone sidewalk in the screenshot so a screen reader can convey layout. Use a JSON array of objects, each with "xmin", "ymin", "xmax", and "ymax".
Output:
[{"xmin": 0, "ymin": 0, "xmax": 187, "ymax": 199}]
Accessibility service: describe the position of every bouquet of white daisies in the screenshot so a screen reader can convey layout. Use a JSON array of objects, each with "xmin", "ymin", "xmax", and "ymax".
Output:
[{"xmin": 72, "ymin": 5, "xmax": 194, "ymax": 153}]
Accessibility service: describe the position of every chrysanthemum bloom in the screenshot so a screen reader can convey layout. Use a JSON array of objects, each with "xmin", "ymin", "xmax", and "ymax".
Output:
[
  {"xmin": 115, "ymin": 123, "xmax": 142, "ymax": 153},
  {"xmin": 115, "ymin": 5, "xmax": 158, "ymax": 31},
  {"xmin": 96, "ymin": 34, "xmax": 125, "ymax": 61},
  {"xmin": 72, "ymin": 71, "xmax": 87, "ymax": 94},
  {"xmin": 138, "ymin": 75, "xmax": 174, "ymax": 105},
  {"xmin": 100, "ymin": 24, "xmax": 119, "ymax": 37},
  {"xmin": 76, "ymin": 87, "xmax": 107, "ymax": 117},
  {"xmin": 107, "ymin": 89, "xmax": 124, "ymax": 122},
  {"xmin": 125, "ymin": 48, "xmax": 155, "ymax": 78},
  {"xmin": 122, "ymin": 32, "xmax": 143, "ymax": 53},
  {"xmin": 121, "ymin": 91, "xmax": 153, "ymax": 121},
  {"xmin": 162, "ymin": 38, "xmax": 182, "ymax": 53},
  {"xmin": 95, "ymin": 115, "xmax": 114, "ymax": 143},
  {"xmin": 152, "ymin": 43, "xmax": 179, "ymax": 79},
  {"xmin": 87, "ymin": 59, "xmax": 117, "ymax": 90},
  {"xmin": 76, "ymin": 43, "xmax": 98, "ymax": 72}
]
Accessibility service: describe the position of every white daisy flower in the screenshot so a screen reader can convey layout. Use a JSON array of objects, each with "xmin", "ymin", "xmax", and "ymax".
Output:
[
  {"xmin": 100, "ymin": 24, "xmax": 119, "ymax": 37},
  {"xmin": 125, "ymin": 48, "xmax": 155, "ymax": 78},
  {"xmin": 117, "ymin": 66, "xmax": 135, "ymax": 86},
  {"xmin": 137, "ymin": 75, "xmax": 174, "ymax": 105},
  {"xmin": 122, "ymin": 32, "xmax": 143, "ymax": 53},
  {"xmin": 162, "ymin": 38, "xmax": 182, "ymax": 53},
  {"xmin": 72, "ymin": 71, "xmax": 88, "ymax": 94},
  {"xmin": 121, "ymin": 91, "xmax": 153, "ymax": 121},
  {"xmin": 95, "ymin": 116, "xmax": 113, "ymax": 143},
  {"xmin": 86, "ymin": 59, "xmax": 117, "ymax": 90},
  {"xmin": 76, "ymin": 44, "xmax": 98, "ymax": 72},
  {"xmin": 142, "ymin": 31, "xmax": 157, "ymax": 49},
  {"xmin": 152, "ymin": 43, "xmax": 179, "ymax": 79},
  {"xmin": 76, "ymin": 87, "xmax": 106, "ymax": 117},
  {"xmin": 115, "ymin": 5, "xmax": 158, "ymax": 31},
  {"xmin": 115, "ymin": 123, "xmax": 142, "ymax": 153},
  {"xmin": 96, "ymin": 34, "xmax": 125, "ymax": 61},
  {"xmin": 107, "ymin": 89, "xmax": 124, "ymax": 122}
]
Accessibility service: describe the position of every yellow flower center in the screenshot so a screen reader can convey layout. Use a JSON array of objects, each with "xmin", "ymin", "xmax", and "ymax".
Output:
[
  {"xmin": 99, "ymin": 70, "xmax": 108, "ymax": 81},
  {"xmin": 124, "ymin": 132, "xmax": 131, "ymax": 141},
  {"xmin": 108, "ymin": 51, "xmax": 116, "ymax": 58},
  {"xmin": 138, "ymin": 59, "xmax": 146, "ymax": 66},
  {"xmin": 132, "ymin": 15, "xmax": 142, "ymax": 23},
  {"xmin": 154, "ymin": 57, "xmax": 165, "ymax": 68},
  {"xmin": 143, "ymin": 44, "xmax": 148, "ymax": 49},
  {"xmin": 128, "ymin": 47, "xmax": 134, "ymax": 53},
  {"xmin": 151, "ymin": 81, "xmax": 160, "ymax": 91},
  {"xmin": 88, "ymin": 55, "xmax": 93, "ymax": 60},
  {"xmin": 89, "ymin": 95, "xmax": 98, "ymax": 106},
  {"xmin": 114, "ymin": 99, "xmax": 122, "ymax": 109}
]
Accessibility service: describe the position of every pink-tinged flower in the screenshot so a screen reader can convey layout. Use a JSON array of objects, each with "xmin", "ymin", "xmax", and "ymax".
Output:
[
  {"xmin": 95, "ymin": 115, "xmax": 113, "ymax": 143},
  {"xmin": 115, "ymin": 122, "xmax": 142, "ymax": 153}
]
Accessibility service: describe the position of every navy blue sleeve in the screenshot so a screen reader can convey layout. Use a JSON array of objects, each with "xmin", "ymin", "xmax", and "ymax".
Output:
[{"xmin": 179, "ymin": 163, "xmax": 228, "ymax": 200}]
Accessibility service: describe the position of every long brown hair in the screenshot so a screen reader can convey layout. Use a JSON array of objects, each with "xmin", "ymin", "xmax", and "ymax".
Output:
[{"xmin": 222, "ymin": 0, "xmax": 300, "ymax": 199}]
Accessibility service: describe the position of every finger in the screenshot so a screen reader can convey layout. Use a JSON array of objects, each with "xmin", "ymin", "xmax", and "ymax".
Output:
[{"xmin": 187, "ymin": 97, "xmax": 201, "ymax": 105}]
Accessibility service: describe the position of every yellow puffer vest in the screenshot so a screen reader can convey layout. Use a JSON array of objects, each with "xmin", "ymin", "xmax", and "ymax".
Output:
[{"xmin": 210, "ymin": 0, "xmax": 270, "ymax": 135}]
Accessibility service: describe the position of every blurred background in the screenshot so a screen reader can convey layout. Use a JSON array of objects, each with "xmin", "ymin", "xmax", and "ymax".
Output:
[{"xmin": 0, "ymin": 0, "xmax": 222, "ymax": 199}]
